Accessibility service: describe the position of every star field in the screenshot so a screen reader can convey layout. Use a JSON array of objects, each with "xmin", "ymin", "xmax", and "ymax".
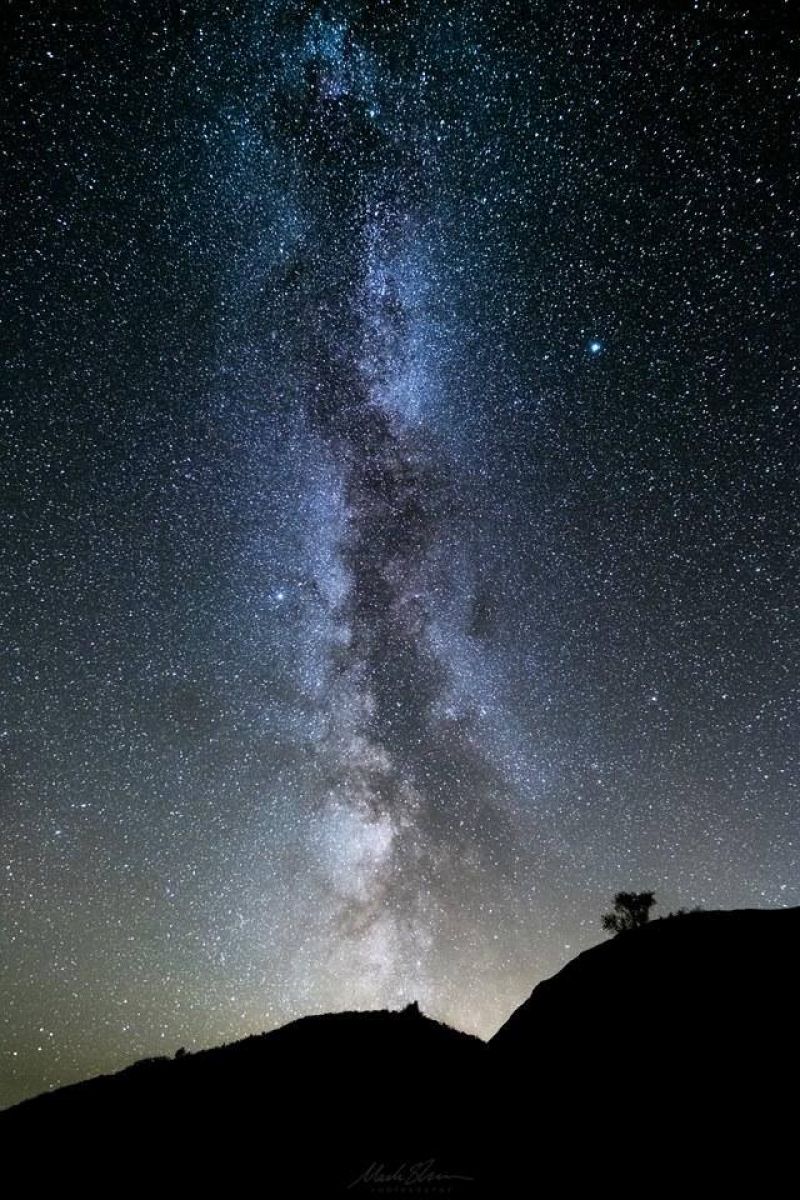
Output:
[{"xmin": 1, "ymin": 1, "xmax": 797, "ymax": 1108}]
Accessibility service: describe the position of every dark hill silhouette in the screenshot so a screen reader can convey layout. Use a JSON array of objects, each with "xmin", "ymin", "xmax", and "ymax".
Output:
[
  {"xmin": 2, "ymin": 1002, "xmax": 486, "ymax": 1194},
  {"xmin": 2, "ymin": 909, "xmax": 797, "ymax": 1194},
  {"xmin": 491, "ymin": 905, "xmax": 798, "ymax": 1061},
  {"xmin": 487, "ymin": 907, "xmax": 799, "ymax": 1192}
]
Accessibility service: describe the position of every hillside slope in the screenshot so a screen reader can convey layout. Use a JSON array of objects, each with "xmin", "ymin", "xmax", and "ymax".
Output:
[
  {"xmin": 3, "ymin": 908, "xmax": 797, "ymax": 1193},
  {"xmin": 2, "ymin": 1003, "xmax": 485, "ymax": 1192},
  {"xmin": 487, "ymin": 907, "xmax": 799, "ymax": 1191}
]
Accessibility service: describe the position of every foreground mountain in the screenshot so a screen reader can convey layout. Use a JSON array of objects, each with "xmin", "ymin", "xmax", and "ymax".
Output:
[
  {"xmin": 487, "ymin": 906, "xmax": 799, "ymax": 1191},
  {"xmin": 2, "ymin": 1002, "xmax": 485, "ymax": 1193},
  {"xmin": 3, "ymin": 908, "xmax": 797, "ymax": 1193},
  {"xmin": 492, "ymin": 905, "xmax": 799, "ymax": 1064}
]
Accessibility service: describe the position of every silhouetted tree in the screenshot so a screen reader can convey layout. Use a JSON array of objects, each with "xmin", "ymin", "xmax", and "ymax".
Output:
[{"xmin": 602, "ymin": 891, "xmax": 656, "ymax": 934}]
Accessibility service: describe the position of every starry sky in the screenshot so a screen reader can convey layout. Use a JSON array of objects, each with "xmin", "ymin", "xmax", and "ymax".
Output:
[{"xmin": 1, "ymin": 1, "xmax": 797, "ymax": 1108}]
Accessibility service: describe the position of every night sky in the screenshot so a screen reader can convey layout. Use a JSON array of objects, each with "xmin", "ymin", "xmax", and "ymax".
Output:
[{"xmin": 2, "ymin": 1, "xmax": 797, "ymax": 1108}]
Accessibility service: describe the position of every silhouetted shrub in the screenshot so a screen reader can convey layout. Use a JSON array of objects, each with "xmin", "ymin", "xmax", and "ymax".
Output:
[{"xmin": 602, "ymin": 891, "xmax": 656, "ymax": 934}]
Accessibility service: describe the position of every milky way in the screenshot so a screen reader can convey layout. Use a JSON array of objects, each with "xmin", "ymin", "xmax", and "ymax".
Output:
[{"xmin": 1, "ymin": 2, "xmax": 797, "ymax": 1107}]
